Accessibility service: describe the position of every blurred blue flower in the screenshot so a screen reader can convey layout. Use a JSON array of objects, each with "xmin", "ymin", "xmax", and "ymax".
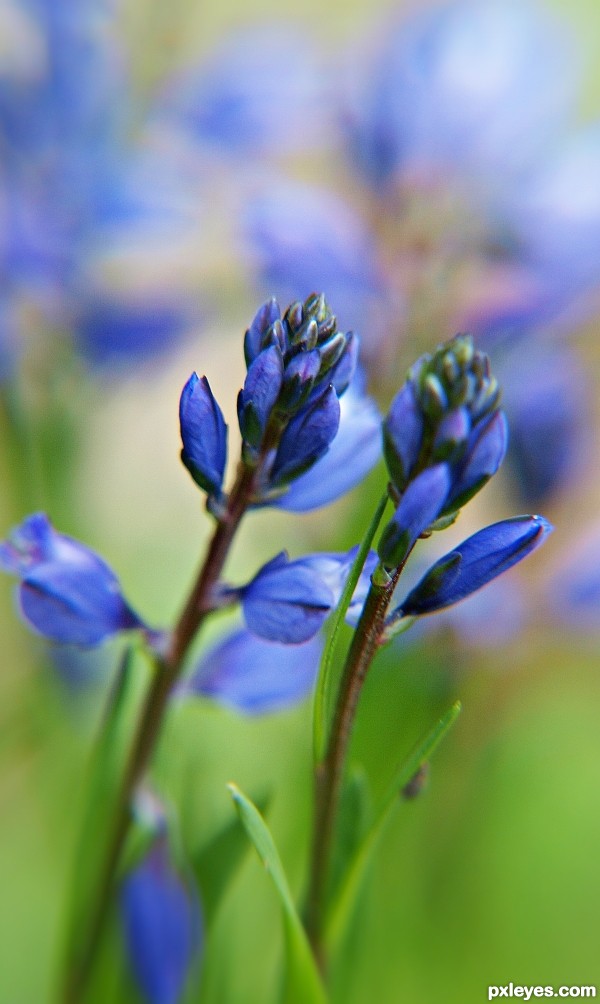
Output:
[
  {"xmin": 158, "ymin": 24, "xmax": 335, "ymax": 159},
  {"xmin": 397, "ymin": 515, "xmax": 552, "ymax": 617},
  {"xmin": 121, "ymin": 836, "xmax": 201, "ymax": 1004},
  {"xmin": 498, "ymin": 344, "xmax": 590, "ymax": 506},
  {"xmin": 345, "ymin": 0, "xmax": 576, "ymax": 189},
  {"xmin": 242, "ymin": 180, "xmax": 391, "ymax": 336},
  {"xmin": 0, "ymin": 513, "xmax": 145, "ymax": 645},
  {"xmin": 0, "ymin": 0, "xmax": 202, "ymax": 367},
  {"xmin": 544, "ymin": 524, "xmax": 600, "ymax": 635},
  {"xmin": 183, "ymin": 627, "xmax": 324, "ymax": 714}
]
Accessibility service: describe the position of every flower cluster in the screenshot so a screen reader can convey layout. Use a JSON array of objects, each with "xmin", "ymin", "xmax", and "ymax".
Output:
[{"xmin": 379, "ymin": 334, "xmax": 506, "ymax": 567}]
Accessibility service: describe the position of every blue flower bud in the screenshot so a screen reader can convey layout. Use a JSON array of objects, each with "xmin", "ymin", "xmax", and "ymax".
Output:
[
  {"xmin": 378, "ymin": 464, "xmax": 451, "ymax": 568},
  {"xmin": 269, "ymin": 385, "xmax": 340, "ymax": 487},
  {"xmin": 383, "ymin": 382, "xmax": 424, "ymax": 491},
  {"xmin": 238, "ymin": 345, "xmax": 284, "ymax": 447},
  {"xmin": 273, "ymin": 384, "xmax": 381, "ymax": 511},
  {"xmin": 121, "ymin": 838, "xmax": 201, "ymax": 1004},
  {"xmin": 240, "ymin": 552, "xmax": 334, "ymax": 643},
  {"xmin": 445, "ymin": 409, "xmax": 508, "ymax": 513},
  {"xmin": 183, "ymin": 627, "xmax": 323, "ymax": 714},
  {"xmin": 0, "ymin": 514, "xmax": 145, "ymax": 646},
  {"xmin": 244, "ymin": 298, "xmax": 281, "ymax": 366},
  {"xmin": 279, "ymin": 349, "xmax": 321, "ymax": 412},
  {"xmin": 179, "ymin": 374, "xmax": 228, "ymax": 496},
  {"xmin": 398, "ymin": 515, "xmax": 553, "ymax": 617}
]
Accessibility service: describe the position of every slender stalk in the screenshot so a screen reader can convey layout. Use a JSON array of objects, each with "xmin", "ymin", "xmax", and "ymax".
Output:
[
  {"xmin": 62, "ymin": 461, "xmax": 256, "ymax": 1003},
  {"xmin": 305, "ymin": 557, "xmax": 409, "ymax": 959}
]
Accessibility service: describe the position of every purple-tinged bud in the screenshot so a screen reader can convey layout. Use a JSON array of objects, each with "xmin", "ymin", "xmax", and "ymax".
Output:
[
  {"xmin": 397, "ymin": 515, "xmax": 553, "ymax": 617},
  {"xmin": 238, "ymin": 345, "xmax": 284, "ymax": 448},
  {"xmin": 240, "ymin": 553, "xmax": 334, "ymax": 643},
  {"xmin": 378, "ymin": 464, "xmax": 451, "ymax": 568},
  {"xmin": 244, "ymin": 298, "xmax": 281, "ymax": 366},
  {"xmin": 180, "ymin": 374, "xmax": 228, "ymax": 496},
  {"xmin": 121, "ymin": 837, "xmax": 201, "ymax": 1004},
  {"xmin": 0, "ymin": 514, "xmax": 145, "ymax": 646},
  {"xmin": 383, "ymin": 382, "xmax": 424, "ymax": 491},
  {"xmin": 269, "ymin": 385, "xmax": 340, "ymax": 487}
]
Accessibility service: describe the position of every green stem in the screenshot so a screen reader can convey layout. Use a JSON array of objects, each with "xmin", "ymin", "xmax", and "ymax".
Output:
[
  {"xmin": 61, "ymin": 462, "xmax": 256, "ymax": 1002},
  {"xmin": 305, "ymin": 553, "xmax": 411, "ymax": 960}
]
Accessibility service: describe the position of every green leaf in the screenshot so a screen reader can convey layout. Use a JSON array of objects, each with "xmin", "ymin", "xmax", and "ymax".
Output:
[
  {"xmin": 312, "ymin": 492, "xmax": 389, "ymax": 764},
  {"xmin": 227, "ymin": 783, "xmax": 328, "ymax": 1004},
  {"xmin": 328, "ymin": 767, "xmax": 372, "ymax": 908},
  {"xmin": 192, "ymin": 790, "xmax": 271, "ymax": 924},
  {"xmin": 326, "ymin": 701, "xmax": 462, "ymax": 951},
  {"xmin": 60, "ymin": 645, "xmax": 147, "ymax": 978}
]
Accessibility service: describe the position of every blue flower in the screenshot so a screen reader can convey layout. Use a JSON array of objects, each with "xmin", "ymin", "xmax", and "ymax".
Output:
[
  {"xmin": 236, "ymin": 545, "xmax": 377, "ymax": 645},
  {"xmin": 397, "ymin": 515, "xmax": 552, "ymax": 617},
  {"xmin": 273, "ymin": 382, "xmax": 382, "ymax": 512},
  {"xmin": 346, "ymin": 0, "xmax": 576, "ymax": 188},
  {"xmin": 242, "ymin": 181, "xmax": 388, "ymax": 336},
  {"xmin": 0, "ymin": 513, "xmax": 145, "ymax": 645},
  {"xmin": 158, "ymin": 25, "xmax": 332, "ymax": 159},
  {"xmin": 179, "ymin": 374, "xmax": 228, "ymax": 497},
  {"xmin": 121, "ymin": 837, "xmax": 201, "ymax": 1004},
  {"xmin": 182, "ymin": 628, "xmax": 324, "ymax": 714},
  {"xmin": 239, "ymin": 553, "xmax": 335, "ymax": 644}
]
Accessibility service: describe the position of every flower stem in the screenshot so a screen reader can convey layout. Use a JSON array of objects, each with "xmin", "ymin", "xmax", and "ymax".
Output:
[
  {"xmin": 61, "ymin": 462, "xmax": 255, "ymax": 1003},
  {"xmin": 305, "ymin": 559, "xmax": 406, "ymax": 962}
]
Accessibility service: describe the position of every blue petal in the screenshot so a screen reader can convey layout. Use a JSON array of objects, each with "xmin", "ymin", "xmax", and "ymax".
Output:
[
  {"xmin": 121, "ymin": 840, "xmax": 201, "ymax": 1004},
  {"xmin": 179, "ymin": 374, "xmax": 228, "ymax": 495},
  {"xmin": 399, "ymin": 515, "xmax": 553, "ymax": 616},
  {"xmin": 241, "ymin": 555, "xmax": 334, "ymax": 643},
  {"xmin": 183, "ymin": 627, "xmax": 322, "ymax": 714},
  {"xmin": 378, "ymin": 464, "xmax": 451, "ymax": 567},
  {"xmin": 274, "ymin": 386, "xmax": 381, "ymax": 511},
  {"xmin": 298, "ymin": 547, "xmax": 379, "ymax": 626},
  {"xmin": 383, "ymin": 382, "xmax": 423, "ymax": 491},
  {"xmin": 269, "ymin": 386, "xmax": 340, "ymax": 487}
]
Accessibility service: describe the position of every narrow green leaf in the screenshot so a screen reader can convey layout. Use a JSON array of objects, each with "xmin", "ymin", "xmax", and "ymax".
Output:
[
  {"xmin": 312, "ymin": 492, "xmax": 389, "ymax": 764},
  {"xmin": 192, "ymin": 790, "xmax": 271, "ymax": 924},
  {"xmin": 227, "ymin": 783, "xmax": 328, "ymax": 1004},
  {"xmin": 61, "ymin": 645, "xmax": 147, "ymax": 972},
  {"xmin": 326, "ymin": 701, "xmax": 462, "ymax": 950}
]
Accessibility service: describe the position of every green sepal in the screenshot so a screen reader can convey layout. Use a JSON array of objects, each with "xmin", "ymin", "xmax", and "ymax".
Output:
[{"xmin": 227, "ymin": 783, "xmax": 328, "ymax": 1004}]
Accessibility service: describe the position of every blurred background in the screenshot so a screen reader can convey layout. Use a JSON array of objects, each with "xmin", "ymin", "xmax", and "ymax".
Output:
[{"xmin": 1, "ymin": 0, "xmax": 599, "ymax": 1001}]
